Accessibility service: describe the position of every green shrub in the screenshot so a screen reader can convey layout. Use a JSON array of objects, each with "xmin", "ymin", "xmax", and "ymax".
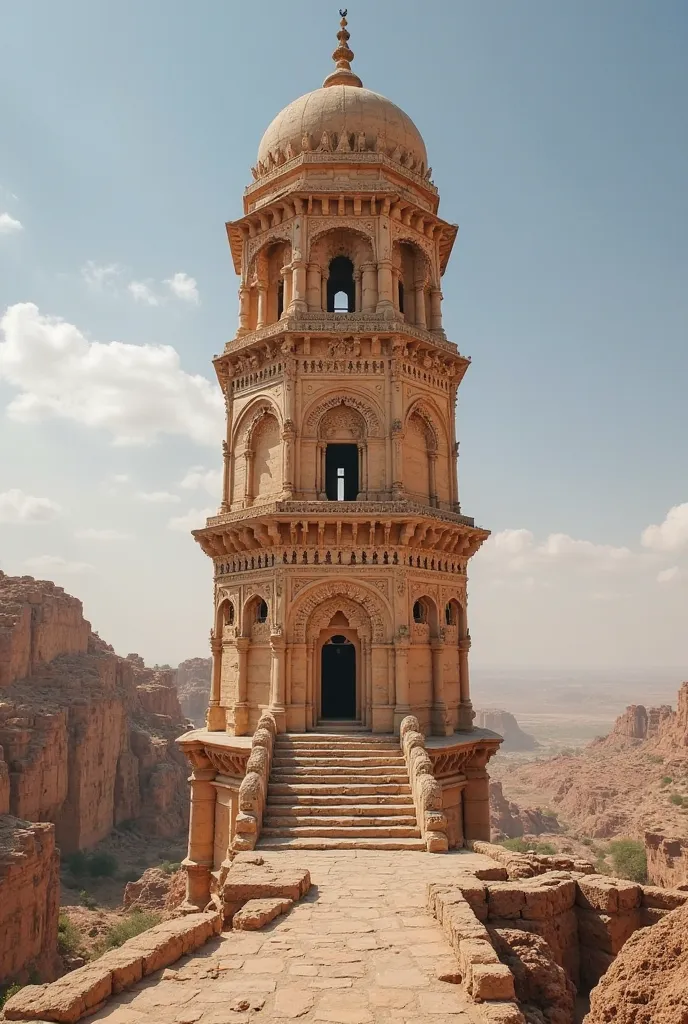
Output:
[
  {"xmin": 647, "ymin": 754, "xmax": 664, "ymax": 764},
  {"xmin": 65, "ymin": 851, "xmax": 88, "ymax": 878},
  {"xmin": 119, "ymin": 869, "xmax": 141, "ymax": 884},
  {"xmin": 159, "ymin": 860, "xmax": 181, "ymax": 875},
  {"xmin": 536, "ymin": 842, "xmax": 557, "ymax": 855},
  {"xmin": 97, "ymin": 911, "xmax": 161, "ymax": 952},
  {"xmin": 500, "ymin": 838, "xmax": 529, "ymax": 853},
  {"xmin": 608, "ymin": 839, "xmax": 647, "ymax": 883},
  {"xmin": 87, "ymin": 852, "xmax": 118, "ymax": 878},
  {"xmin": 79, "ymin": 890, "xmax": 97, "ymax": 910},
  {"xmin": 661, "ymin": 776, "xmax": 673, "ymax": 785},
  {"xmin": 57, "ymin": 915, "xmax": 83, "ymax": 957},
  {"xmin": 0, "ymin": 983, "xmax": 22, "ymax": 1009},
  {"xmin": 580, "ymin": 837, "xmax": 593, "ymax": 847},
  {"xmin": 670, "ymin": 793, "xmax": 684, "ymax": 806}
]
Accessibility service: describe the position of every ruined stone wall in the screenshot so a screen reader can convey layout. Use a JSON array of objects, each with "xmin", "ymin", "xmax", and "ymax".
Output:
[
  {"xmin": 175, "ymin": 657, "xmax": 211, "ymax": 726},
  {"xmin": 645, "ymin": 830, "xmax": 688, "ymax": 889},
  {"xmin": 0, "ymin": 816, "xmax": 60, "ymax": 984}
]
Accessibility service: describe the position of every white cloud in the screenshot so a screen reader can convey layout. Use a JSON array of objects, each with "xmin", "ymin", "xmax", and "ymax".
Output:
[
  {"xmin": 168, "ymin": 508, "xmax": 213, "ymax": 532},
  {"xmin": 128, "ymin": 280, "xmax": 160, "ymax": 306},
  {"xmin": 135, "ymin": 491, "xmax": 181, "ymax": 504},
  {"xmin": 75, "ymin": 528, "xmax": 132, "ymax": 541},
  {"xmin": 180, "ymin": 465, "xmax": 222, "ymax": 497},
  {"xmin": 478, "ymin": 528, "xmax": 632, "ymax": 574},
  {"xmin": 642, "ymin": 503, "xmax": 688, "ymax": 553},
  {"xmin": 112, "ymin": 474, "xmax": 130, "ymax": 484},
  {"xmin": 25, "ymin": 554, "xmax": 93, "ymax": 575},
  {"xmin": 657, "ymin": 566, "xmax": 680, "ymax": 584},
  {"xmin": 81, "ymin": 261, "xmax": 123, "ymax": 291},
  {"xmin": 0, "ymin": 303, "xmax": 224, "ymax": 446},
  {"xmin": 164, "ymin": 272, "xmax": 199, "ymax": 304},
  {"xmin": 0, "ymin": 212, "xmax": 23, "ymax": 235},
  {"xmin": 0, "ymin": 488, "xmax": 61, "ymax": 524}
]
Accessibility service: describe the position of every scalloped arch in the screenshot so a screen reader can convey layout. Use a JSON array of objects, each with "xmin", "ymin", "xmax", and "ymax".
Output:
[
  {"xmin": 303, "ymin": 392, "xmax": 383, "ymax": 438},
  {"xmin": 233, "ymin": 397, "xmax": 283, "ymax": 451},
  {"xmin": 290, "ymin": 580, "xmax": 391, "ymax": 644}
]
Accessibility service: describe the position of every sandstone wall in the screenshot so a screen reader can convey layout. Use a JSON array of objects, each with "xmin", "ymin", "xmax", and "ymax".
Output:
[
  {"xmin": 0, "ymin": 816, "xmax": 60, "ymax": 984},
  {"xmin": 645, "ymin": 830, "xmax": 688, "ymax": 888},
  {"xmin": 175, "ymin": 657, "xmax": 211, "ymax": 727}
]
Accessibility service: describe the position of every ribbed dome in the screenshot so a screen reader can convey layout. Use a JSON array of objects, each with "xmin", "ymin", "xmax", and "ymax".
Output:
[{"xmin": 257, "ymin": 85, "xmax": 428, "ymax": 171}]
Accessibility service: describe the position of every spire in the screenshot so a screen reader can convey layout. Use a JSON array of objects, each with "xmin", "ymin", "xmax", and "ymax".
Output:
[{"xmin": 323, "ymin": 9, "xmax": 363, "ymax": 88}]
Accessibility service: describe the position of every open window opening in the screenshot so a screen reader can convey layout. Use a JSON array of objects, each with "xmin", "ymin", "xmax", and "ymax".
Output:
[
  {"xmin": 398, "ymin": 281, "xmax": 405, "ymax": 314},
  {"xmin": 277, "ymin": 281, "xmax": 284, "ymax": 319},
  {"xmin": 256, "ymin": 599, "xmax": 268, "ymax": 623},
  {"xmin": 413, "ymin": 600, "xmax": 427, "ymax": 624},
  {"xmin": 326, "ymin": 256, "xmax": 355, "ymax": 313},
  {"xmin": 325, "ymin": 444, "xmax": 359, "ymax": 501}
]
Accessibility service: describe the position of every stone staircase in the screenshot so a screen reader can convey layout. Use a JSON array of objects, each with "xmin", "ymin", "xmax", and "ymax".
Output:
[{"xmin": 258, "ymin": 727, "xmax": 425, "ymax": 850}]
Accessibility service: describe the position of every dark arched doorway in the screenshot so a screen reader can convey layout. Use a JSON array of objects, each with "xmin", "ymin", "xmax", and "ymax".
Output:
[{"xmin": 321, "ymin": 635, "xmax": 356, "ymax": 719}]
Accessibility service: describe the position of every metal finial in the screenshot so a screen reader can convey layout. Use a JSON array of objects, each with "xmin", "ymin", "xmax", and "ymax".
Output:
[{"xmin": 323, "ymin": 9, "xmax": 363, "ymax": 88}]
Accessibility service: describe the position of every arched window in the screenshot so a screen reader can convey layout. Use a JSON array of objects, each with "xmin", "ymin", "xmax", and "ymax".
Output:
[
  {"xmin": 256, "ymin": 599, "xmax": 268, "ymax": 623},
  {"xmin": 277, "ymin": 280, "xmax": 284, "ymax": 319},
  {"xmin": 398, "ymin": 281, "xmax": 404, "ymax": 314},
  {"xmin": 445, "ymin": 603, "xmax": 454, "ymax": 626},
  {"xmin": 413, "ymin": 600, "xmax": 426, "ymax": 624},
  {"xmin": 327, "ymin": 256, "xmax": 355, "ymax": 313},
  {"xmin": 227, "ymin": 602, "xmax": 235, "ymax": 626}
]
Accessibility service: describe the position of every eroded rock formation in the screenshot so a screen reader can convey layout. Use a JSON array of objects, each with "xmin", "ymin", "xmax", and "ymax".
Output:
[
  {"xmin": 490, "ymin": 780, "xmax": 559, "ymax": 840},
  {"xmin": 175, "ymin": 657, "xmax": 210, "ymax": 727},
  {"xmin": 645, "ymin": 830, "xmax": 688, "ymax": 889},
  {"xmin": 475, "ymin": 709, "xmax": 539, "ymax": 751}
]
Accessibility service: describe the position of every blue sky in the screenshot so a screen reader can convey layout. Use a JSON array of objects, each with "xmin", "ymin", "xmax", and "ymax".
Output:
[{"xmin": 1, "ymin": 1, "xmax": 687, "ymax": 670}]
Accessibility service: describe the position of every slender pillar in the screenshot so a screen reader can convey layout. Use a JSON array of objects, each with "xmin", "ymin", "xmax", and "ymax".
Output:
[
  {"xmin": 321, "ymin": 271, "xmax": 329, "ymax": 312},
  {"xmin": 415, "ymin": 284, "xmax": 427, "ymax": 328},
  {"xmin": 306, "ymin": 263, "xmax": 322, "ymax": 311},
  {"xmin": 392, "ymin": 268, "xmax": 401, "ymax": 311},
  {"xmin": 306, "ymin": 641, "xmax": 315, "ymax": 728},
  {"xmin": 270, "ymin": 633, "xmax": 286, "ymax": 732},
  {"xmin": 238, "ymin": 286, "xmax": 251, "ymax": 335},
  {"xmin": 282, "ymin": 424, "xmax": 295, "ymax": 498},
  {"xmin": 291, "ymin": 259, "xmax": 307, "ymax": 313},
  {"xmin": 431, "ymin": 638, "xmax": 452, "ymax": 736},
  {"xmin": 393, "ymin": 636, "xmax": 411, "ymax": 734},
  {"xmin": 243, "ymin": 450, "xmax": 254, "ymax": 507},
  {"xmin": 376, "ymin": 259, "xmax": 395, "ymax": 316},
  {"xmin": 206, "ymin": 633, "xmax": 225, "ymax": 731},
  {"xmin": 357, "ymin": 443, "xmax": 364, "ymax": 499},
  {"xmin": 428, "ymin": 451, "xmax": 438, "ymax": 507},
  {"xmin": 221, "ymin": 380, "xmax": 234, "ymax": 512},
  {"xmin": 463, "ymin": 761, "xmax": 491, "ymax": 842},
  {"xmin": 457, "ymin": 600, "xmax": 474, "ymax": 730},
  {"xmin": 354, "ymin": 269, "xmax": 362, "ymax": 312},
  {"xmin": 317, "ymin": 443, "xmax": 327, "ymax": 499},
  {"xmin": 430, "ymin": 288, "xmax": 443, "ymax": 332},
  {"xmin": 281, "ymin": 266, "xmax": 293, "ymax": 316},
  {"xmin": 234, "ymin": 636, "xmax": 250, "ymax": 735},
  {"xmin": 183, "ymin": 764, "xmax": 216, "ymax": 910},
  {"xmin": 256, "ymin": 286, "xmax": 267, "ymax": 328},
  {"xmin": 361, "ymin": 262, "xmax": 378, "ymax": 311}
]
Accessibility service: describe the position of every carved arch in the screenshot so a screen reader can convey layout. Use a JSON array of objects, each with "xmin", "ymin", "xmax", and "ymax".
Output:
[
  {"xmin": 233, "ymin": 397, "xmax": 283, "ymax": 452},
  {"xmin": 290, "ymin": 580, "xmax": 391, "ymax": 644},
  {"xmin": 404, "ymin": 398, "xmax": 444, "ymax": 453},
  {"xmin": 246, "ymin": 230, "xmax": 293, "ymax": 282},
  {"xmin": 303, "ymin": 392, "xmax": 383, "ymax": 438},
  {"xmin": 308, "ymin": 224, "xmax": 376, "ymax": 271}
]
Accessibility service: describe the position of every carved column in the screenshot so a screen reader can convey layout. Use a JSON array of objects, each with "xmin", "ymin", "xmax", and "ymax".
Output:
[
  {"xmin": 291, "ymin": 258, "xmax": 307, "ymax": 314},
  {"xmin": 306, "ymin": 641, "xmax": 315, "ymax": 728},
  {"xmin": 361, "ymin": 262, "xmax": 378, "ymax": 312},
  {"xmin": 430, "ymin": 288, "xmax": 443, "ymax": 332},
  {"xmin": 234, "ymin": 636, "xmax": 250, "ymax": 735},
  {"xmin": 183, "ymin": 761, "xmax": 216, "ymax": 910},
  {"xmin": 457, "ymin": 626, "xmax": 474, "ymax": 731},
  {"xmin": 321, "ymin": 270, "xmax": 329, "ymax": 312},
  {"xmin": 238, "ymin": 286, "xmax": 251, "ymax": 335},
  {"xmin": 221, "ymin": 379, "xmax": 234, "ymax": 512},
  {"xmin": 243, "ymin": 450, "xmax": 254, "ymax": 507},
  {"xmin": 256, "ymin": 285, "xmax": 268, "ymax": 328},
  {"xmin": 390, "ymin": 345, "xmax": 404, "ymax": 499},
  {"xmin": 281, "ymin": 265, "xmax": 293, "ymax": 316},
  {"xmin": 206, "ymin": 633, "xmax": 225, "ymax": 731},
  {"xmin": 376, "ymin": 258, "xmax": 395, "ymax": 317},
  {"xmin": 391, "ymin": 267, "xmax": 401, "ymax": 311},
  {"xmin": 450, "ymin": 382, "xmax": 460, "ymax": 510},
  {"xmin": 463, "ymin": 757, "xmax": 490, "ymax": 842},
  {"xmin": 317, "ymin": 443, "xmax": 327, "ymax": 499},
  {"xmin": 357, "ymin": 442, "xmax": 365, "ymax": 499},
  {"xmin": 282, "ymin": 422, "xmax": 295, "ymax": 499},
  {"xmin": 270, "ymin": 633, "xmax": 286, "ymax": 732},
  {"xmin": 415, "ymin": 283, "xmax": 427, "ymax": 328},
  {"xmin": 354, "ymin": 268, "xmax": 362, "ymax": 312},
  {"xmin": 306, "ymin": 263, "xmax": 322, "ymax": 311},
  {"xmin": 393, "ymin": 635, "xmax": 411, "ymax": 734},
  {"xmin": 431, "ymin": 637, "xmax": 452, "ymax": 736},
  {"xmin": 428, "ymin": 451, "xmax": 438, "ymax": 508}
]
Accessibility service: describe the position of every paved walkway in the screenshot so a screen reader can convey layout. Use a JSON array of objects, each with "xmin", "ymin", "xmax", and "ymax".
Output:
[{"xmin": 90, "ymin": 849, "xmax": 494, "ymax": 1024}]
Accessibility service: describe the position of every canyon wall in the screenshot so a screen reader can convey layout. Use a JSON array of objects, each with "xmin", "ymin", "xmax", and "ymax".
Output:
[
  {"xmin": 645, "ymin": 831, "xmax": 688, "ymax": 889},
  {"xmin": 175, "ymin": 657, "xmax": 211, "ymax": 727},
  {"xmin": 474, "ymin": 708, "xmax": 539, "ymax": 751},
  {"xmin": 489, "ymin": 780, "xmax": 559, "ymax": 840},
  {"xmin": 0, "ymin": 572, "xmax": 192, "ymax": 983}
]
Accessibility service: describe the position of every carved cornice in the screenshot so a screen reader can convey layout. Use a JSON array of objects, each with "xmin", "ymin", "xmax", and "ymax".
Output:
[{"xmin": 201, "ymin": 500, "xmax": 480, "ymax": 529}]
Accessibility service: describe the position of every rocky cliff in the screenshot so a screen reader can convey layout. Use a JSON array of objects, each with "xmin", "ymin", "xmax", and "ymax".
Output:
[
  {"xmin": 489, "ymin": 780, "xmax": 559, "ymax": 840},
  {"xmin": 645, "ymin": 831, "xmax": 688, "ymax": 889},
  {"xmin": 474, "ymin": 708, "xmax": 539, "ymax": 751},
  {"xmin": 175, "ymin": 657, "xmax": 211, "ymax": 727},
  {"xmin": 0, "ymin": 572, "xmax": 192, "ymax": 983}
]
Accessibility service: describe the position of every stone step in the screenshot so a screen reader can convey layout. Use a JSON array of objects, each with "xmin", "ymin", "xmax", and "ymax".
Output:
[
  {"xmin": 271, "ymin": 764, "xmax": 408, "ymax": 778},
  {"xmin": 257, "ymin": 836, "xmax": 427, "ymax": 851},
  {"xmin": 312, "ymin": 722, "xmax": 370, "ymax": 732},
  {"xmin": 276, "ymin": 733, "xmax": 399, "ymax": 744},
  {"xmin": 263, "ymin": 813, "xmax": 418, "ymax": 828},
  {"xmin": 267, "ymin": 795, "xmax": 415, "ymax": 809},
  {"xmin": 268, "ymin": 782, "xmax": 412, "ymax": 797},
  {"xmin": 260, "ymin": 824, "xmax": 422, "ymax": 839},
  {"xmin": 271, "ymin": 756, "xmax": 406, "ymax": 768}
]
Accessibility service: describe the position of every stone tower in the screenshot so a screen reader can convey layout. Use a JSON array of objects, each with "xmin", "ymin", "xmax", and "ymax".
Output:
[{"xmin": 193, "ymin": 14, "xmax": 489, "ymax": 740}]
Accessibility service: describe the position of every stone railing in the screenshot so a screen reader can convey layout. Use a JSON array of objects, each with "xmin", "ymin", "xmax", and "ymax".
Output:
[
  {"xmin": 231, "ymin": 711, "xmax": 276, "ymax": 852},
  {"xmin": 399, "ymin": 715, "xmax": 448, "ymax": 852}
]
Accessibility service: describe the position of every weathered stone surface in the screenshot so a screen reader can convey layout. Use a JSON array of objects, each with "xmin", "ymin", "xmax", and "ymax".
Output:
[
  {"xmin": 3, "ymin": 912, "xmax": 220, "ymax": 1022},
  {"xmin": 490, "ymin": 928, "xmax": 575, "ymax": 1024},
  {"xmin": 122, "ymin": 867, "xmax": 186, "ymax": 914},
  {"xmin": 0, "ymin": 816, "xmax": 60, "ymax": 984},
  {"xmin": 645, "ymin": 830, "xmax": 688, "ymax": 888},
  {"xmin": 233, "ymin": 897, "xmax": 293, "ymax": 929},
  {"xmin": 221, "ymin": 860, "xmax": 311, "ymax": 905},
  {"xmin": 576, "ymin": 874, "xmax": 641, "ymax": 915},
  {"xmin": 174, "ymin": 658, "xmax": 211, "ymax": 728}
]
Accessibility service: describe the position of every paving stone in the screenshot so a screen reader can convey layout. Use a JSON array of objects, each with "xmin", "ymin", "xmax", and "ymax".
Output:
[
  {"xmin": 273, "ymin": 987, "xmax": 316, "ymax": 1018},
  {"xmin": 375, "ymin": 968, "xmax": 429, "ymax": 989},
  {"xmin": 242, "ymin": 955, "xmax": 286, "ymax": 974}
]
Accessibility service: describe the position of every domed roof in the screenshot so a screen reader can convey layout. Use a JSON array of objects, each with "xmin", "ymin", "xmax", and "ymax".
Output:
[
  {"xmin": 257, "ymin": 85, "xmax": 427, "ymax": 170},
  {"xmin": 254, "ymin": 13, "xmax": 428, "ymax": 176}
]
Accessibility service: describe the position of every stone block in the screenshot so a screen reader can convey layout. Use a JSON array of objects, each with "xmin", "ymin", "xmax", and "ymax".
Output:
[
  {"xmin": 576, "ymin": 874, "xmax": 640, "ymax": 914},
  {"xmin": 3, "ymin": 963, "xmax": 113, "ymax": 1023},
  {"xmin": 220, "ymin": 861, "xmax": 311, "ymax": 906},
  {"xmin": 577, "ymin": 908, "xmax": 640, "ymax": 955},
  {"xmin": 478, "ymin": 1003, "xmax": 527, "ymax": 1024},
  {"xmin": 486, "ymin": 883, "xmax": 526, "ymax": 919},
  {"xmin": 470, "ymin": 962, "xmax": 516, "ymax": 1001},
  {"xmin": 640, "ymin": 884, "xmax": 688, "ymax": 911},
  {"xmin": 233, "ymin": 897, "xmax": 293, "ymax": 930}
]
